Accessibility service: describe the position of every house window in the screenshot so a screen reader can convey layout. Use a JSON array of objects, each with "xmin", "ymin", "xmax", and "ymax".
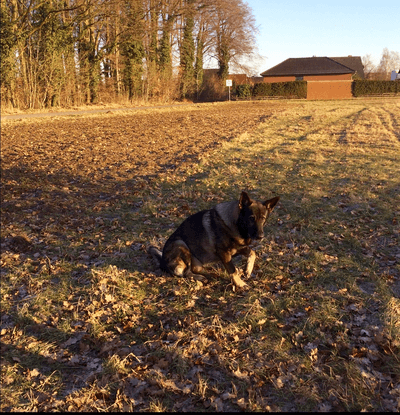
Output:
[{"xmin": 295, "ymin": 76, "xmax": 304, "ymax": 81}]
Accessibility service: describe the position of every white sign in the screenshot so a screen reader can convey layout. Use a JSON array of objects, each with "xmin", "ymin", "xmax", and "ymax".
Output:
[{"xmin": 226, "ymin": 79, "xmax": 232, "ymax": 87}]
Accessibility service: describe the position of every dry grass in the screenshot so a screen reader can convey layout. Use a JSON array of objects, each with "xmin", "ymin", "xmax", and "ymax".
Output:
[
  {"xmin": 1, "ymin": 98, "xmax": 399, "ymax": 411},
  {"xmin": 0, "ymin": 95, "xmax": 196, "ymax": 116}
]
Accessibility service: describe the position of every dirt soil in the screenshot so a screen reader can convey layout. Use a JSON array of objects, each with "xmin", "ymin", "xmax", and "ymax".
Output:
[
  {"xmin": 2, "ymin": 102, "xmax": 281, "ymax": 195},
  {"xmin": 1, "ymin": 102, "xmax": 285, "ymax": 241}
]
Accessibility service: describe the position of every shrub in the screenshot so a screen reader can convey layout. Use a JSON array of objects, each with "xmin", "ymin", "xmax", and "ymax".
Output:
[
  {"xmin": 236, "ymin": 84, "xmax": 252, "ymax": 98},
  {"xmin": 253, "ymin": 81, "xmax": 307, "ymax": 99},
  {"xmin": 352, "ymin": 80, "xmax": 400, "ymax": 97},
  {"xmin": 253, "ymin": 82, "xmax": 272, "ymax": 97},
  {"xmin": 198, "ymin": 73, "xmax": 226, "ymax": 101}
]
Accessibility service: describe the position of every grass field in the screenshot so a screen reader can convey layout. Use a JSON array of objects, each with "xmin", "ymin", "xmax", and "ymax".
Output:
[{"xmin": 1, "ymin": 98, "xmax": 399, "ymax": 411}]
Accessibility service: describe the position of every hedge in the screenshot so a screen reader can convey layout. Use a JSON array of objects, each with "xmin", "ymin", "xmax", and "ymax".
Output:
[
  {"xmin": 353, "ymin": 80, "xmax": 400, "ymax": 97},
  {"xmin": 253, "ymin": 81, "xmax": 307, "ymax": 99},
  {"xmin": 236, "ymin": 80, "xmax": 400, "ymax": 99},
  {"xmin": 236, "ymin": 84, "xmax": 252, "ymax": 98}
]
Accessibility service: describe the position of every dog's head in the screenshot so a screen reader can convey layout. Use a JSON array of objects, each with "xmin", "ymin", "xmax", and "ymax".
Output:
[{"xmin": 238, "ymin": 191, "xmax": 280, "ymax": 241}]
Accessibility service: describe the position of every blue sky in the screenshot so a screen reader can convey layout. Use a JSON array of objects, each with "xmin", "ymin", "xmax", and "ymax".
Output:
[{"xmin": 245, "ymin": 0, "xmax": 399, "ymax": 76}]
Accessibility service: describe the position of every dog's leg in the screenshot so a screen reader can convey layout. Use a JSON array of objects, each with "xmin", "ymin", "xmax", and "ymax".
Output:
[
  {"xmin": 190, "ymin": 257, "xmax": 218, "ymax": 282},
  {"xmin": 190, "ymin": 257, "xmax": 207, "ymax": 282},
  {"xmin": 153, "ymin": 240, "xmax": 192, "ymax": 277},
  {"xmin": 235, "ymin": 246, "xmax": 256, "ymax": 279},
  {"xmin": 231, "ymin": 270, "xmax": 248, "ymax": 289},
  {"xmin": 218, "ymin": 251, "xmax": 248, "ymax": 289},
  {"xmin": 245, "ymin": 249, "xmax": 256, "ymax": 277}
]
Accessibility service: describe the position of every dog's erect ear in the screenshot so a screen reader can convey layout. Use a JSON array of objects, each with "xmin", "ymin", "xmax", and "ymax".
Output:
[
  {"xmin": 239, "ymin": 191, "xmax": 252, "ymax": 209},
  {"xmin": 263, "ymin": 196, "xmax": 280, "ymax": 211}
]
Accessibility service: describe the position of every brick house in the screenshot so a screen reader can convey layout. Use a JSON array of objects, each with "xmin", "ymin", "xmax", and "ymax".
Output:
[{"xmin": 260, "ymin": 56, "xmax": 364, "ymax": 99}]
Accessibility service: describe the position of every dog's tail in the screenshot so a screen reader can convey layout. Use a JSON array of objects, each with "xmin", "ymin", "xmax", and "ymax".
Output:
[
  {"xmin": 148, "ymin": 245, "xmax": 162, "ymax": 263},
  {"xmin": 148, "ymin": 245, "xmax": 172, "ymax": 275}
]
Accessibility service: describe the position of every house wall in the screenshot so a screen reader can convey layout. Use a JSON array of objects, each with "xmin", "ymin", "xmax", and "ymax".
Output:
[
  {"xmin": 304, "ymin": 74, "xmax": 352, "ymax": 81},
  {"xmin": 227, "ymin": 74, "xmax": 248, "ymax": 85},
  {"xmin": 262, "ymin": 73, "xmax": 353, "ymax": 83},
  {"xmin": 307, "ymin": 80, "xmax": 353, "ymax": 100},
  {"xmin": 263, "ymin": 76, "xmax": 296, "ymax": 83},
  {"xmin": 262, "ymin": 73, "xmax": 354, "ymax": 99}
]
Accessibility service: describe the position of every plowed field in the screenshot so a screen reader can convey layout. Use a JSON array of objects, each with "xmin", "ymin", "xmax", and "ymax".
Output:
[{"xmin": 2, "ymin": 102, "xmax": 281, "ymax": 188}]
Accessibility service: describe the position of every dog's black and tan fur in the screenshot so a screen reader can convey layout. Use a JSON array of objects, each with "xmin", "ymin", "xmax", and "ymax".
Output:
[{"xmin": 148, "ymin": 191, "xmax": 279, "ymax": 289}]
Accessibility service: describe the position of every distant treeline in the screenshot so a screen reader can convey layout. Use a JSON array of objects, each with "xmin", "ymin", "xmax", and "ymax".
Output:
[{"xmin": 0, "ymin": 0, "xmax": 257, "ymax": 110}]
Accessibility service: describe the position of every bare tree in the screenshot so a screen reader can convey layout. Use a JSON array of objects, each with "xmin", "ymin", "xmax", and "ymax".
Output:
[
  {"xmin": 362, "ymin": 54, "xmax": 376, "ymax": 80},
  {"xmin": 209, "ymin": 0, "xmax": 258, "ymax": 79},
  {"xmin": 376, "ymin": 48, "xmax": 400, "ymax": 80},
  {"xmin": 179, "ymin": 0, "xmax": 196, "ymax": 98},
  {"xmin": 0, "ymin": 0, "xmax": 260, "ymax": 109}
]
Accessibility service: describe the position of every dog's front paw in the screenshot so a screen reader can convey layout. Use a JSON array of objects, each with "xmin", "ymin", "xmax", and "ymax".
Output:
[
  {"xmin": 244, "ymin": 271, "xmax": 254, "ymax": 279},
  {"xmin": 192, "ymin": 274, "xmax": 208, "ymax": 283},
  {"xmin": 231, "ymin": 272, "xmax": 249, "ymax": 290}
]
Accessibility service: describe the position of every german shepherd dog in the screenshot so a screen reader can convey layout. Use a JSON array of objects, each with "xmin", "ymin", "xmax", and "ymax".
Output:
[{"xmin": 148, "ymin": 191, "xmax": 279, "ymax": 289}]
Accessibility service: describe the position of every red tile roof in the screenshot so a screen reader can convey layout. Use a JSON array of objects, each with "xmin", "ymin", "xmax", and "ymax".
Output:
[
  {"xmin": 329, "ymin": 56, "xmax": 364, "ymax": 78},
  {"xmin": 261, "ymin": 57, "xmax": 359, "ymax": 77}
]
